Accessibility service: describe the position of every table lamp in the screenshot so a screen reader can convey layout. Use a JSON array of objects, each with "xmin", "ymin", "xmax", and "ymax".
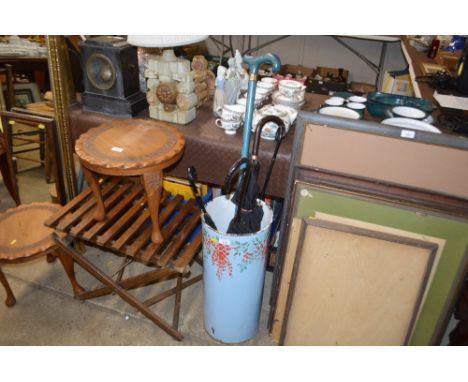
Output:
[{"xmin": 128, "ymin": 35, "xmax": 209, "ymax": 124}]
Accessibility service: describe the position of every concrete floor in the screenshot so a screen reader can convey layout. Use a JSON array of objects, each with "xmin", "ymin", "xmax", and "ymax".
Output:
[{"xmin": 0, "ymin": 167, "xmax": 276, "ymax": 345}]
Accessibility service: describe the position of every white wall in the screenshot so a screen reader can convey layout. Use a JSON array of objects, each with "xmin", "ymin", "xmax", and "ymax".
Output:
[{"xmin": 206, "ymin": 35, "xmax": 408, "ymax": 85}]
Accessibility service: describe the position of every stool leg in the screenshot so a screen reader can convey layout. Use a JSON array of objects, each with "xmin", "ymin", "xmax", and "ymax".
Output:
[
  {"xmin": 54, "ymin": 249, "xmax": 85, "ymax": 296},
  {"xmin": 172, "ymin": 274, "xmax": 183, "ymax": 330},
  {"xmin": 0, "ymin": 150, "xmax": 20, "ymax": 206},
  {"xmin": 0, "ymin": 267, "xmax": 16, "ymax": 307},
  {"xmin": 141, "ymin": 171, "xmax": 163, "ymax": 244},
  {"xmin": 82, "ymin": 166, "xmax": 106, "ymax": 221}
]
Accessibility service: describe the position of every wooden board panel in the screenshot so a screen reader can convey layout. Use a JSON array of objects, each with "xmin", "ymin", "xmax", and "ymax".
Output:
[
  {"xmin": 270, "ymin": 217, "xmax": 304, "ymax": 343},
  {"xmin": 314, "ymin": 211, "xmax": 446, "ymax": 334},
  {"xmin": 283, "ymin": 220, "xmax": 435, "ymax": 345},
  {"xmin": 300, "ymin": 123, "xmax": 468, "ymax": 200}
]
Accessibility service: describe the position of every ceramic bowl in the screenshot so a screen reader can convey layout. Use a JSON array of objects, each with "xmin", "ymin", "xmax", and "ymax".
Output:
[
  {"xmin": 318, "ymin": 106, "xmax": 360, "ymax": 120},
  {"xmin": 346, "ymin": 102, "xmax": 366, "ymax": 118},
  {"xmin": 324, "ymin": 97, "xmax": 345, "ymax": 106},
  {"xmin": 278, "ymin": 79, "xmax": 306, "ymax": 97},
  {"xmin": 252, "ymin": 107, "xmax": 289, "ymax": 131},
  {"xmin": 257, "ymin": 81, "xmax": 276, "ymax": 92},
  {"xmin": 252, "ymin": 111, "xmax": 290, "ymax": 140},
  {"xmin": 272, "ymin": 91, "xmax": 305, "ymax": 110},
  {"xmin": 261, "ymin": 77, "xmax": 278, "ymax": 86},
  {"xmin": 255, "ymin": 87, "xmax": 271, "ymax": 97},
  {"xmin": 390, "ymin": 106, "xmax": 428, "ymax": 120},
  {"xmin": 271, "ymin": 104, "xmax": 298, "ymax": 126},
  {"xmin": 217, "ymin": 104, "xmax": 245, "ymax": 121},
  {"xmin": 381, "ymin": 118, "xmax": 441, "ymax": 134},
  {"xmin": 348, "ymin": 95, "xmax": 367, "ymax": 103}
]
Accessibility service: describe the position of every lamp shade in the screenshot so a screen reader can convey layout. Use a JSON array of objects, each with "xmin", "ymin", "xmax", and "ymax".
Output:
[{"xmin": 127, "ymin": 35, "xmax": 208, "ymax": 48}]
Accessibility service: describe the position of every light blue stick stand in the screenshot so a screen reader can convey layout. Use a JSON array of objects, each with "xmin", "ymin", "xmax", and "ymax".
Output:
[{"xmin": 202, "ymin": 195, "xmax": 273, "ymax": 343}]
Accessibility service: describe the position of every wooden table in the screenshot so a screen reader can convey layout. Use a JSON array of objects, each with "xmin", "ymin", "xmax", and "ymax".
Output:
[
  {"xmin": 0, "ymin": 203, "xmax": 83, "ymax": 306},
  {"xmin": 75, "ymin": 119, "xmax": 185, "ymax": 244},
  {"xmin": 69, "ymin": 93, "xmax": 329, "ymax": 199}
]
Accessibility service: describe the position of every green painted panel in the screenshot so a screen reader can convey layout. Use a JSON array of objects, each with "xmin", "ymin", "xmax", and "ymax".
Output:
[{"xmin": 294, "ymin": 183, "xmax": 468, "ymax": 345}]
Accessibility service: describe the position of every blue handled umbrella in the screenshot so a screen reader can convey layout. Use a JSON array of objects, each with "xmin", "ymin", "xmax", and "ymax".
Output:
[
  {"xmin": 220, "ymin": 54, "xmax": 282, "ymax": 235},
  {"xmin": 241, "ymin": 54, "xmax": 282, "ymax": 160}
]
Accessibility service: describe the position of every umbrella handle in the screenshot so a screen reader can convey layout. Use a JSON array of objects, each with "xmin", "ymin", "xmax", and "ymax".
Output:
[
  {"xmin": 187, "ymin": 166, "xmax": 207, "ymax": 214},
  {"xmin": 251, "ymin": 115, "xmax": 285, "ymax": 200},
  {"xmin": 223, "ymin": 157, "xmax": 250, "ymax": 195},
  {"xmin": 243, "ymin": 54, "xmax": 282, "ymax": 75},
  {"xmin": 241, "ymin": 54, "xmax": 282, "ymax": 161},
  {"xmin": 260, "ymin": 126, "xmax": 285, "ymax": 200},
  {"xmin": 233, "ymin": 160, "xmax": 253, "ymax": 224},
  {"xmin": 252, "ymin": 115, "xmax": 286, "ymax": 157}
]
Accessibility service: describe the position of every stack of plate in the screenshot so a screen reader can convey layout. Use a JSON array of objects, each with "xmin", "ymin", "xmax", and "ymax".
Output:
[{"xmin": 272, "ymin": 91, "xmax": 305, "ymax": 110}]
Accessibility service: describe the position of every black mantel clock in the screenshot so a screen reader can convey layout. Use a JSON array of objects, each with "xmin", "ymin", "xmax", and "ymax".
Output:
[{"xmin": 79, "ymin": 36, "xmax": 147, "ymax": 117}]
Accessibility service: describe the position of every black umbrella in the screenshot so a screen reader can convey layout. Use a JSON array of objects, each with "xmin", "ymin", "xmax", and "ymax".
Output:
[
  {"xmin": 223, "ymin": 157, "xmax": 261, "ymax": 234},
  {"xmin": 187, "ymin": 166, "xmax": 217, "ymax": 230},
  {"xmin": 257, "ymin": 116, "xmax": 286, "ymax": 200},
  {"xmin": 224, "ymin": 115, "xmax": 286, "ymax": 235}
]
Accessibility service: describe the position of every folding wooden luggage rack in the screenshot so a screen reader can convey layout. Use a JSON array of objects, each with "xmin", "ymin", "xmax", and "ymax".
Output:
[{"xmin": 45, "ymin": 177, "xmax": 203, "ymax": 341}]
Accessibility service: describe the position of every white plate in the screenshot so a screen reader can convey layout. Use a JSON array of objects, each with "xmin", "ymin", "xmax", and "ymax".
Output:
[
  {"xmin": 318, "ymin": 106, "xmax": 360, "ymax": 119},
  {"xmin": 381, "ymin": 118, "xmax": 441, "ymax": 134},
  {"xmin": 391, "ymin": 106, "xmax": 427, "ymax": 119},
  {"xmin": 348, "ymin": 95, "xmax": 367, "ymax": 103}
]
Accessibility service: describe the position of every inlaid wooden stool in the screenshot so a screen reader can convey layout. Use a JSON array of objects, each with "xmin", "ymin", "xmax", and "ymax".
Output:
[
  {"xmin": 0, "ymin": 203, "xmax": 84, "ymax": 307},
  {"xmin": 74, "ymin": 119, "xmax": 185, "ymax": 244}
]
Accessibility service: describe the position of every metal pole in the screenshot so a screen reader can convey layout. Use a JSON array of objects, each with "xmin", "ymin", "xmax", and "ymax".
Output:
[{"xmin": 376, "ymin": 42, "xmax": 388, "ymax": 90}]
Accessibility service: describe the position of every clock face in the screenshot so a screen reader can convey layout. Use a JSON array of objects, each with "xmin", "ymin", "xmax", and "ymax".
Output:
[{"xmin": 86, "ymin": 53, "xmax": 116, "ymax": 91}]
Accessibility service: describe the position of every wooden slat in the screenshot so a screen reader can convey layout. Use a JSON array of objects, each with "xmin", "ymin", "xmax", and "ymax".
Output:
[
  {"xmin": 44, "ymin": 188, "xmax": 93, "ymax": 227},
  {"xmin": 82, "ymin": 186, "xmax": 143, "ymax": 241},
  {"xmin": 56, "ymin": 181, "xmax": 120, "ymax": 231},
  {"xmin": 112, "ymin": 209, "xmax": 150, "ymax": 252},
  {"xmin": 139, "ymin": 199, "xmax": 196, "ymax": 263},
  {"xmin": 143, "ymin": 274, "xmax": 203, "ymax": 308},
  {"xmin": 96, "ymin": 195, "xmax": 146, "ymax": 246},
  {"xmin": 70, "ymin": 183, "xmax": 132, "ymax": 236},
  {"xmin": 110, "ymin": 193, "xmax": 171, "ymax": 252},
  {"xmin": 173, "ymin": 230, "xmax": 202, "ymax": 272},
  {"xmin": 157, "ymin": 208, "xmax": 200, "ymax": 267},
  {"xmin": 77, "ymin": 268, "xmax": 176, "ymax": 300},
  {"xmin": 125, "ymin": 195, "xmax": 184, "ymax": 257}
]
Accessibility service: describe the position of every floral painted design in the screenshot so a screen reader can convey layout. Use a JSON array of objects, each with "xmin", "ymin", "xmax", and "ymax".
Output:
[
  {"xmin": 204, "ymin": 235, "xmax": 233, "ymax": 279},
  {"xmin": 202, "ymin": 227, "xmax": 268, "ymax": 280}
]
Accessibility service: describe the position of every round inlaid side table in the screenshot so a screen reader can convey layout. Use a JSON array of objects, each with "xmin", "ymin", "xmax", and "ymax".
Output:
[
  {"xmin": 0, "ymin": 203, "xmax": 84, "ymax": 307},
  {"xmin": 75, "ymin": 119, "xmax": 185, "ymax": 244}
]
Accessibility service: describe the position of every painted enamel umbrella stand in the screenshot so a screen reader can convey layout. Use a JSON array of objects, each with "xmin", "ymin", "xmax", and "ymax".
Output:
[{"xmin": 201, "ymin": 53, "xmax": 281, "ymax": 343}]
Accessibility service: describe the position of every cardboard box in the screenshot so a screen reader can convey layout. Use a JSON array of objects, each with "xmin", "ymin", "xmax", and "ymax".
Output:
[
  {"xmin": 273, "ymin": 64, "xmax": 313, "ymax": 84},
  {"xmin": 382, "ymin": 71, "xmax": 413, "ymax": 96},
  {"xmin": 279, "ymin": 64, "xmax": 314, "ymax": 78},
  {"xmin": 307, "ymin": 66, "xmax": 349, "ymax": 94},
  {"xmin": 435, "ymin": 50, "xmax": 462, "ymax": 75},
  {"xmin": 350, "ymin": 82, "xmax": 376, "ymax": 94},
  {"xmin": 163, "ymin": 175, "xmax": 208, "ymax": 201},
  {"xmin": 260, "ymin": 64, "xmax": 312, "ymax": 84}
]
